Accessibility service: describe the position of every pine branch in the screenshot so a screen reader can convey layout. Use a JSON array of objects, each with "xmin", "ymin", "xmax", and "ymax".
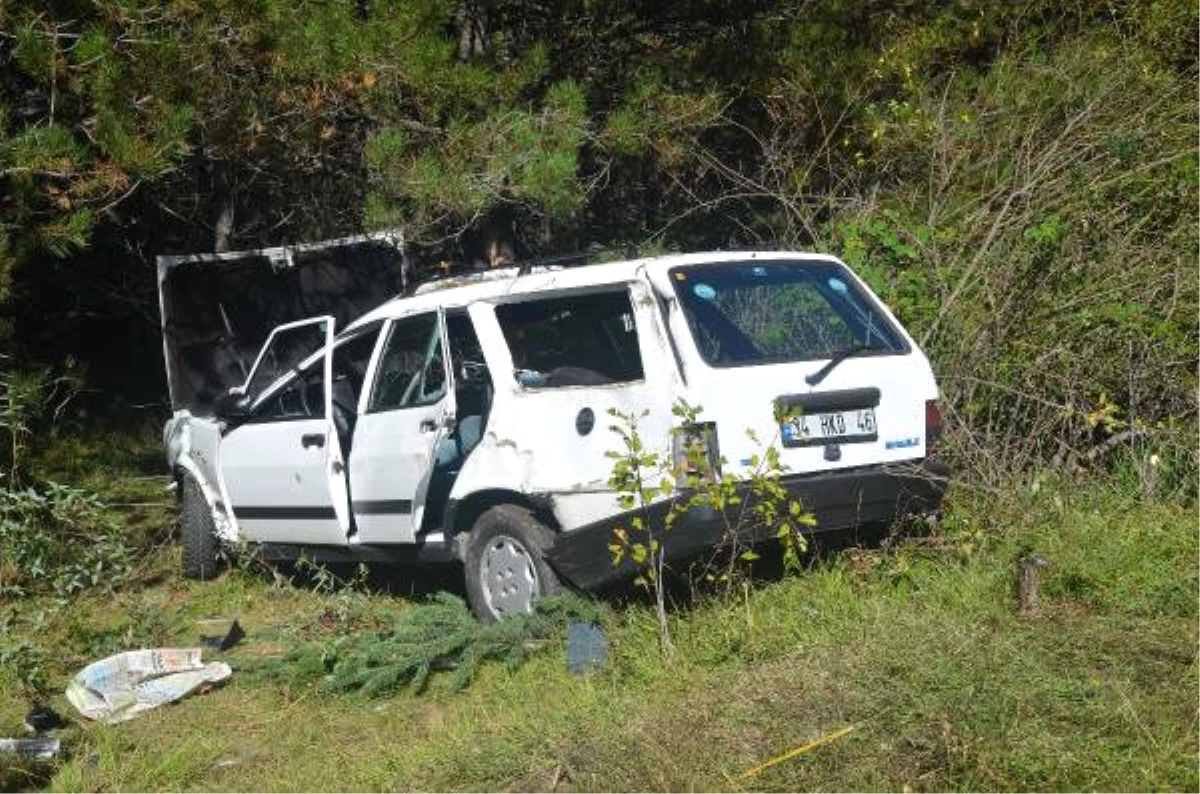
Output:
[{"xmin": 244, "ymin": 592, "xmax": 608, "ymax": 696}]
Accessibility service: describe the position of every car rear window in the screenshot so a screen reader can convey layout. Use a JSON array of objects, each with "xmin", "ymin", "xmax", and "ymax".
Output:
[{"xmin": 669, "ymin": 261, "xmax": 907, "ymax": 367}]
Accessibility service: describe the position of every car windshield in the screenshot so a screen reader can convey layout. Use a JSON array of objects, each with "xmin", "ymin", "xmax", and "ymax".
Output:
[{"xmin": 670, "ymin": 261, "xmax": 907, "ymax": 367}]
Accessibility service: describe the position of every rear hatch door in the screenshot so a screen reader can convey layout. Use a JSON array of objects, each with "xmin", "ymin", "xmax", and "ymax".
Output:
[{"xmin": 660, "ymin": 256, "xmax": 938, "ymax": 473}]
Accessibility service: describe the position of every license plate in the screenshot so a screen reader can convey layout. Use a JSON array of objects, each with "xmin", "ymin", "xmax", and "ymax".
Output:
[{"xmin": 780, "ymin": 408, "xmax": 877, "ymax": 448}]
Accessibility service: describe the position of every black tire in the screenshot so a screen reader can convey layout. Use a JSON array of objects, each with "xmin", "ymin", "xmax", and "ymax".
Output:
[
  {"xmin": 179, "ymin": 474, "xmax": 221, "ymax": 580},
  {"xmin": 464, "ymin": 504, "xmax": 564, "ymax": 621}
]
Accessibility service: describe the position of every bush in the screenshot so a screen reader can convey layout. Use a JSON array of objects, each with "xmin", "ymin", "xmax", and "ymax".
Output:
[
  {"xmin": 0, "ymin": 481, "xmax": 133, "ymax": 597},
  {"xmin": 825, "ymin": 27, "xmax": 1197, "ymax": 492}
]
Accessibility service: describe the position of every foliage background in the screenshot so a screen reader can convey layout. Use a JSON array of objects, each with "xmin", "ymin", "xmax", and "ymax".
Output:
[{"xmin": 0, "ymin": 0, "xmax": 1195, "ymax": 491}]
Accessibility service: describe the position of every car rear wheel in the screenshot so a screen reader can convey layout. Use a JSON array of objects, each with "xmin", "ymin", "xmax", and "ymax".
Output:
[
  {"xmin": 464, "ymin": 505, "xmax": 563, "ymax": 621},
  {"xmin": 180, "ymin": 474, "xmax": 221, "ymax": 580}
]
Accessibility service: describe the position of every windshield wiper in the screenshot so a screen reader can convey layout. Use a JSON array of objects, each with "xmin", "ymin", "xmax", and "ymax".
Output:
[{"xmin": 805, "ymin": 344, "xmax": 882, "ymax": 386}]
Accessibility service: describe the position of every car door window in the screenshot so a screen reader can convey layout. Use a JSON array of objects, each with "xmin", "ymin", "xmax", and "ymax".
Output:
[
  {"xmin": 252, "ymin": 362, "xmax": 324, "ymax": 420},
  {"xmin": 243, "ymin": 319, "xmax": 330, "ymax": 400},
  {"xmin": 248, "ymin": 324, "xmax": 383, "ymax": 427},
  {"xmin": 331, "ymin": 324, "xmax": 383, "ymax": 413},
  {"xmin": 368, "ymin": 314, "xmax": 447, "ymax": 412}
]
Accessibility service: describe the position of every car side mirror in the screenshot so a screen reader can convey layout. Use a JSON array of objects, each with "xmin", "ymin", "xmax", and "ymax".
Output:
[{"xmin": 214, "ymin": 386, "xmax": 251, "ymax": 420}]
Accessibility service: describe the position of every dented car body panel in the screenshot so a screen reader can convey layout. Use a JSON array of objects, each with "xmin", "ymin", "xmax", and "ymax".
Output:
[{"xmin": 160, "ymin": 243, "xmax": 948, "ymax": 604}]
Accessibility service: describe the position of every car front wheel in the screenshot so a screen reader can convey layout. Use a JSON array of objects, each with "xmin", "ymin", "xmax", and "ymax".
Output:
[
  {"xmin": 179, "ymin": 474, "xmax": 221, "ymax": 580},
  {"xmin": 464, "ymin": 505, "xmax": 563, "ymax": 621}
]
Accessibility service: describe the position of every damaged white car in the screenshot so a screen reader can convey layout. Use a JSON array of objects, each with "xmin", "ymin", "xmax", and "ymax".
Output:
[{"xmin": 159, "ymin": 235, "xmax": 948, "ymax": 619}]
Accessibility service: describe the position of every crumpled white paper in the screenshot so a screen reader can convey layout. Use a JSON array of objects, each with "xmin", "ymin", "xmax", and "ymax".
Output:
[{"xmin": 65, "ymin": 648, "xmax": 231, "ymax": 724}]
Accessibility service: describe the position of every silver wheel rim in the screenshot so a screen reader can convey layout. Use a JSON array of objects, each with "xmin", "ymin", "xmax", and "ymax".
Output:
[{"xmin": 479, "ymin": 534, "xmax": 539, "ymax": 617}]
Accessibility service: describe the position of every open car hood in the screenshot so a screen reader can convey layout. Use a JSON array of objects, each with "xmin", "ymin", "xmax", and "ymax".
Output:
[{"xmin": 157, "ymin": 231, "xmax": 406, "ymax": 416}]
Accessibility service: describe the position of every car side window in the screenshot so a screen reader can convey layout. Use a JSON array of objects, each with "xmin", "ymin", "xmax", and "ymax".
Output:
[
  {"xmin": 368, "ymin": 314, "xmax": 447, "ymax": 412},
  {"xmin": 331, "ymin": 325, "xmax": 382, "ymax": 412},
  {"xmin": 496, "ymin": 289, "xmax": 644, "ymax": 388}
]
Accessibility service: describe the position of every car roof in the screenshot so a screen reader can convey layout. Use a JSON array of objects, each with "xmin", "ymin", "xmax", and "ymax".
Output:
[
  {"xmin": 343, "ymin": 250, "xmax": 842, "ymax": 334},
  {"xmin": 254, "ymin": 249, "xmax": 853, "ymax": 407}
]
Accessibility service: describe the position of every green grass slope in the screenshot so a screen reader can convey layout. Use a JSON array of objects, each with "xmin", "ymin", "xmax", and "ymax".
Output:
[{"xmin": 1, "ymin": 483, "xmax": 1195, "ymax": 792}]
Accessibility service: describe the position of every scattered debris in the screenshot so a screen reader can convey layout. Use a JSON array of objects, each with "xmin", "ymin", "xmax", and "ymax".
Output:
[
  {"xmin": 566, "ymin": 621, "xmax": 607, "ymax": 676},
  {"xmin": 548, "ymin": 762, "xmax": 572, "ymax": 791},
  {"xmin": 199, "ymin": 618, "xmax": 246, "ymax": 651},
  {"xmin": 212, "ymin": 746, "xmax": 260, "ymax": 770},
  {"xmin": 0, "ymin": 737, "xmax": 61, "ymax": 760},
  {"xmin": 65, "ymin": 649, "xmax": 231, "ymax": 724},
  {"xmin": 24, "ymin": 705, "xmax": 68, "ymax": 734}
]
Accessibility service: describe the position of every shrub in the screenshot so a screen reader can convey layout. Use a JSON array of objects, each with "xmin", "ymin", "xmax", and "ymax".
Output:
[
  {"xmin": 607, "ymin": 401, "xmax": 814, "ymax": 651},
  {"xmin": 0, "ymin": 481, "xmax": 132, "ymax": 597},
  {"xmin": 823, "ymin": 29, "xmax": 1198, "ymax": 492}
]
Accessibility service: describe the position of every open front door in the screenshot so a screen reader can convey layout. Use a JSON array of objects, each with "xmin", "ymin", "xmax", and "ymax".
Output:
[
  {"xmin": 349, "ymin": 309, "xmax": 457, "ymax": 544},
  {"xmin": 219, "ymin": 316, "xmax": 352, "ymax": 545}
]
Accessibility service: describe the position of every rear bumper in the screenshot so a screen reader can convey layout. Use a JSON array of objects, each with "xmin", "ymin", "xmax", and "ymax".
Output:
[{"xmin": 546, "ymin": 457, "xmax": 949, "ymax": 590}]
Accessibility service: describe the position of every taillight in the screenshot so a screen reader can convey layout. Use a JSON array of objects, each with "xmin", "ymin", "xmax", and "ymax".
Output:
[{"xmin": 925, "ymin": 400, "xmax": 944, "ymax": 450}]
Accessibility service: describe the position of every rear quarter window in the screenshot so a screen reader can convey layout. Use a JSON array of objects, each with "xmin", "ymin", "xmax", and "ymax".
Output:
[{"xmin": 496, "ymin": 289, "xmax": 644, "ymax": 387}]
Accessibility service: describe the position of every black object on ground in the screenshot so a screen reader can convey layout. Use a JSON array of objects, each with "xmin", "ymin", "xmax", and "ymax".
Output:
[
  {"xmin": 24, "ymin": 705, "xmax": 68, "ymax": 734},
  {"xmin": 200, "ymin": 619, "xmax": 246, "ymax": 651}
]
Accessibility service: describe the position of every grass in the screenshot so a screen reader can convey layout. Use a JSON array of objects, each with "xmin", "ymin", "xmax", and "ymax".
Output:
[{"xmin": 1, "ymin": 479, "xmax": 1196, "ymax": 792}]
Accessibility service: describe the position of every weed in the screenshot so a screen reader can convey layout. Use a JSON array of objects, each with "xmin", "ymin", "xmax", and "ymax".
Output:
[
  {"xmin": 606, "ymin": 400, "xmax": 815, "ymax": 650},
  {"xmin": 0, "ymin": 482, "xmax": 132, "ymax": 597},
  {"xmin": 0, "ymin": 365, "xmax": 82, "ymax": 489},
  {"xmin": 0, "ymin": 638, "xmax": 51, "ymax": 702},
  {"xmin": 292, "ymin": 557, "xmax": 375, "ymax": 628}
]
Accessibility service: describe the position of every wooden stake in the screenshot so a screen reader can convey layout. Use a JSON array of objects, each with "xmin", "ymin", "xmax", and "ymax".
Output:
[{"xmin": 739, "ymin": 724, "xmax": 857, "ymax": 779}]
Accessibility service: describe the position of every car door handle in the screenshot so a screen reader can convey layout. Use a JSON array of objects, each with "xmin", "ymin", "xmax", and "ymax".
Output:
[
  {"xmin": 419, "ymin": 419, "xmax": 437, "ymax": 433},
  {"xmin": 301, "ymin": 433, "xmax": 326, "ymax": 449}
]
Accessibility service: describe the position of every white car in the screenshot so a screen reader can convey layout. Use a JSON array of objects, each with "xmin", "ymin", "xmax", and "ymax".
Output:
[{"xmin": 159, "ymin": 236, "xmax": 948, "ymax": 620}]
